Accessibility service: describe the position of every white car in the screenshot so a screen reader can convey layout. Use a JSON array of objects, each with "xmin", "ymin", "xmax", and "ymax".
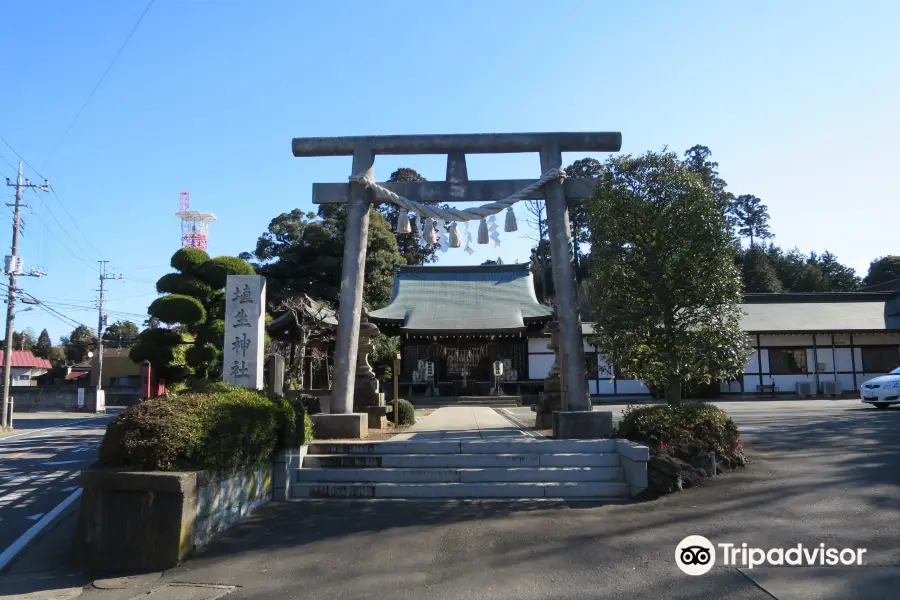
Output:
[{"xmin": 861, "ymin": 367, "xmax": 900, "ymax": 409}]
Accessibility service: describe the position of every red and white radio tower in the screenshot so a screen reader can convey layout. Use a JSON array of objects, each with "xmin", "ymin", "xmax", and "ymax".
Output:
[{"xmin": 175, "ymin": 191, "xmax": 216, "ymax": 251}]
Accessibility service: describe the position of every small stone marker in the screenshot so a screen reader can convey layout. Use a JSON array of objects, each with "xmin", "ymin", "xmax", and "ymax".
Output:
[
  {"xmin": 223, "ymin": 275, "xmax": 266, "ymax": 390},
  {"xmin": 266, "ymin": 354, "xmax": 285, "ymax": 397}
]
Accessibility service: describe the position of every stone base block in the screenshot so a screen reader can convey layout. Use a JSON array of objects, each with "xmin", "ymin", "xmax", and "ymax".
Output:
[
  {"xmin": 311, "ymin": 413, "xmax": 368, "ymax": 439},
  {"xmin": 365, "ymin": 406, "xmax": 388, "ymax": 429},
  {"xmin": 552, "ymin": 410, "xmax": 613, "ymax": 439}
]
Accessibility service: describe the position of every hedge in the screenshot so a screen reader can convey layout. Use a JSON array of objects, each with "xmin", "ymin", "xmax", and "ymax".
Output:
[
  {"xmin": 616, "ymin": 402, "xmax": 741, "ymax": 459},
  {"xmin": 396, "ymin": 398, "xmax": 416, "ymax": 426},
  {"xmin": 99, "ymin": 385, "xmax": 314, "ymax": 472}
]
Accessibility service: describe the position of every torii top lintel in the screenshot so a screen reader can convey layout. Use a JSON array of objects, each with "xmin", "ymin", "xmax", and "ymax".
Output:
[
  {"xmin": 293, "ymin": 132, "xmax": 623, "ymax": 205},
  {"xmin": 291, "ymin": 131, "xmax": 622, "ymax": 157}
]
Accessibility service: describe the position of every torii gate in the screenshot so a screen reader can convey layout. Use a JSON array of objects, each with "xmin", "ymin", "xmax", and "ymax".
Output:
[{"xmin": 292, "ymin": 132, "xmax": 622, "ymax": 437}]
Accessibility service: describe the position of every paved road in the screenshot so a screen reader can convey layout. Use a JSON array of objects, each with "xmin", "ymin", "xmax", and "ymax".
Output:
[
  {"xmin": 66, "ymin": 399, "xmax": 895, "ymax": 600},
  {"xmin": 502, "ymin": 398, "xmax": 890, "ymax": 432},
  {"xmin": 0, "ymin": 412, "xmax": 117, "ymax": 558}
]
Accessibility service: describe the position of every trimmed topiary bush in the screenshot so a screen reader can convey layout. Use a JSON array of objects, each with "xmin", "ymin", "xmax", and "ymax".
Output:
[
  {"xmin": 149, "ymin": 294, "xmax": 207, "ymax": 325},
  {"xmin": 198, "ymin": 255, "xmax": 257, "ymax": 289},
  {"xmin": 396, "ymin": 398, "xmax": 416, "ymax": 426},
  {"xmin": 170, "ymin": 247, "xmax": 210, "ymax": 274},
  {"xmin": 156, "ymin": 273, "xmax": 214, "ymax": 298},
  {"xmin": 98, "ymin": 386, "xmax": 309, "ymax": 472}
]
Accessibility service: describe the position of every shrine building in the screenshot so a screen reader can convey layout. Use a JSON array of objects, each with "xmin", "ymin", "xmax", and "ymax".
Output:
[{"xmin": 365, "ymin": 264, "xmax": 900, "ymax": 399}]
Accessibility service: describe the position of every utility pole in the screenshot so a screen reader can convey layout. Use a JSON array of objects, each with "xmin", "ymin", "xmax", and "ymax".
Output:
[
  {"xmin": 2, "ymin": 163, "xmax": 49, "ymax": 429},
  {"xmin": 95, "ymin": 261, "xmax": 122, "ymax": 412}
]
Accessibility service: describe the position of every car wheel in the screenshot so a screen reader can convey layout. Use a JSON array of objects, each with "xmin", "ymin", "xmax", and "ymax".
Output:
[{"xmin": 873, "ymin": 403, "xmax": 890, "ymax": 409}]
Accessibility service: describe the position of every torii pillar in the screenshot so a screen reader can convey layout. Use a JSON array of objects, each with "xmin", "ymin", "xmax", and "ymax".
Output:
[{"xmin": 292, "ymin": 132, "xmax": 622, "ymax": 439}]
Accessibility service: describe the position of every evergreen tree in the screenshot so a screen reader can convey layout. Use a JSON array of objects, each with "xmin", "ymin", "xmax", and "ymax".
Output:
[
  {"xmin": 741, "ymin": 246, "xmax": 783, "ymax": 293},
  {"xmin": 34, "ymin": 328, "xmax": 53, "ymax": 358}
]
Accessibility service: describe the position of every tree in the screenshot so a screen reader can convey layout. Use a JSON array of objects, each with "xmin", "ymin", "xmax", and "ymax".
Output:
[
  {"xmin": 583, "ymin": 150, "xmax": 749, "ymax": 405},
  {"xmin": 129, "ymin": 248, "xmax": 255, "ymax": 382},
  {"xmin": 12, "ymin": 328, "xmax": 36, "ymax": 352},
  {"xmin": 733, "ymin": 194, "xmax": 773, "ymax": 247},
  {"xmin": 103, "ymin": 321, "xmax": 140, "ymax": 347},
  {"xmin": 863, "ymin": 255, "xmax": 900, "ymax": 288},
  {"xmin": 529, "ymin": 240, "xmax": 555, "ymax": 305},
  {"xmin": 818, "ymin": 251, "xmax": 860, "ymax": 291},
  {"xmin": 241, "ymin": 206, "xmax": 403, "ymax": 311},
  {"xmin": 740, "ymin": 246, "xmax": 784, "ymax": 293},
  {"xmin": 565, "ymin": 157, "xmax": 603, "ymax": 282},
  {"xmin": 143, "ymin": 316, "xmax": 162, "ymax": 330},
  {"xmin": 376, "ymin": 168, "xmax": 441, "ymax": 267},
  {"xmin": 61, "ymin": 325, "xmax": 96, "ymax": 363},
  {"xmin": 34, "ymin": 329, "xmax": 52, "ymax": 358},
  {"xmin": 523, "ymin": 199, "xmax": 550, "ymax": 302},
  {"xmin": 266, "ymin": 296, "xmax": 335, "ymax": 390},
  {"xmin": 683, "ymin": 145, "xmax": 737, "ymax": 236}
]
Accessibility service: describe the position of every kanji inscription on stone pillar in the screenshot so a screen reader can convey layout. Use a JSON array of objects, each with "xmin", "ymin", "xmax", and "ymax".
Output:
[{"xmin": 223, "ymin": 275, "xmax": 266, "ymax": 390}]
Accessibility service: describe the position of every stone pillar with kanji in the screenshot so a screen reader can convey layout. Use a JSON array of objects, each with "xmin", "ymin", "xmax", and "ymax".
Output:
[{"xmin": 223, "ymin": 275, "xmax": 266, "ymax": 390}]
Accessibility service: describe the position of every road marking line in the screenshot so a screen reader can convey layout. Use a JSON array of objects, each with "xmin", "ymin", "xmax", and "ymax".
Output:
[
  {"xmin": 0, "ymin": 415, "xmax": 108, "ymax": 442},
  {"xmin": 0, "ymin": 489, "xmax": 81, "ymax": 573},
  {"xmin": 41, "ymin": 460, "xmax": 81, "ymax": 466}
]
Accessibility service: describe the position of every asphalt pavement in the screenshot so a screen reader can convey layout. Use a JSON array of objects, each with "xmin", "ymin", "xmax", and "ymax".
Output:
[{"xmin": 0, "ymin": 412, "xmax": 117, "ymax": 565}]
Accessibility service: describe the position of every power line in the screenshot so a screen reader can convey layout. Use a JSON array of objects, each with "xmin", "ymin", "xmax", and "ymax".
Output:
[
  {"xmin": 29, "ymin": 188, "xmax": 100, "ymax": 265},
  {"xmin": 25, "ymin": 201, "xmax": 99, "ymax": 272},
  {"xmin": 0, "ymin": 134, "xmax": 45, "ymax": 180},
  {"xmin": 40, "ymin": 0, "xmax": 156, "ymax": 170}
]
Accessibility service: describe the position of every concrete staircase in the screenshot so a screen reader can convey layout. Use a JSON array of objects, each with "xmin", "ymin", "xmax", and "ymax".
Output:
[
  {"xmin": 411, "ymin": 396, "xmax": 520, "ymax": 408},
  {"xmin": 292, "ymin": 438, "xmax": 641, "ymax": 500}
]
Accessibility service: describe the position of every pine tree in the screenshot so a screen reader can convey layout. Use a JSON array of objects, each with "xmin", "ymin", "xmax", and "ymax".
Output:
[
  {"xmin": 741, "ymin": 247, "xmax": 783, "ymax": 293},
  {"xmin": 34, "ymin": 329, "xmax": 52, "ymax": 358}
]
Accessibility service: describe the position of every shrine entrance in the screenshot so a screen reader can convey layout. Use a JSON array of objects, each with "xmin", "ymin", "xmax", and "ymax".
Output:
[{"xmin": 402, "ymin": 337, "xmax": 528, "ymax": 391}]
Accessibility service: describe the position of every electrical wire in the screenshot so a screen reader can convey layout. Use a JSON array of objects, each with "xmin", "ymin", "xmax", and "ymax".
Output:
[
  {"xmin": 40, "ymin": 0, "xmax": 156, "ymax": 170},
  {"xmin": 29, "ymin": 188, "xmax": 101, "ymax": 267}
]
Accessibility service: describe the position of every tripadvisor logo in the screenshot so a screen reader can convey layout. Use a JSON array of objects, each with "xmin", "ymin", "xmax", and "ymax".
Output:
[{"xmin": 675, "ymin": 535, "xmax": 868, "ymax": 576}]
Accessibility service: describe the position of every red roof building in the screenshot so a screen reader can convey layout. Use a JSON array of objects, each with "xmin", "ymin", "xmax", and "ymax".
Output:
[{"xmin": 0, "ymin": 350, "xmax": 54, "ymax": 369}]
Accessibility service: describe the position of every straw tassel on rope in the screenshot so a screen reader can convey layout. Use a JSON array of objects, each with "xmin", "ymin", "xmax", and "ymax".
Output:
[
  {"xmin": 477, "ymin": 218, "xmax": 489, "ymax": 244},
  {"xmin": 424, "ymin": 218, "xmax": 437, "ymax": 244},
  {"xmin": 504, "ymin": 207, "xmax": 517, "ymax": 233},
  {"xmin": 396, "ymin": 211, "xmax": 411, "ymax": 234},
  {"xmin": 448, "ymin": 222, "xmax": 461, "ymax": 248}
]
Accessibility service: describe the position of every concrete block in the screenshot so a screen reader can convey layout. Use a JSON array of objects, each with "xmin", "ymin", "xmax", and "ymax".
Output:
[
  {"xmin": 543, "ymin": 482, "xmax": 630, "ymax": 498},
  {"xmin": 461, "ymin": 439, "xmax": 615, "ymax": 454},
  {"xmin": 615, "ymin": 439, "xmax": 650, "ymax": 461},
  {"xmin": 296, "ymin": 467, "xmax": 458, "ymax": 483},
  {"xmin": 308, "ymin": 440, "xmax": 461, "ymax": 454},
  {"xmin": 365, "ymin": 405, "xmax": 388, "ymax": 429},
  {"xmin": 537, "ymin": 453, "xmax": 619, "ymax": 467},
  {"xmin": 619, "ymin": 457, "xmax": 649, "ymax": 497},
  {"xmin": 310, "ymin": 413, "xmax": 368, "ymax": 439},
  {"xmin": 381, "ymin": 453, "xmax": 541, "ymax": 468},
  {"xmin": 552, "ymin": 410, "xmax": 613, "ymax": 439},
  {"xmin": 458, "ymin": 467, "xmax": 623, "ymax": 483},
  {"xmin": 374, "ymin": 482, "xmax": 547, "ymax": 499}
]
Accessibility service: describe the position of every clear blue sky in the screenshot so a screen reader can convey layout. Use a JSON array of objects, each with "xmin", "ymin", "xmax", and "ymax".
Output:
[{"xmin": 1, "ymin": 0, "xmax": 897, "ymax": 343}]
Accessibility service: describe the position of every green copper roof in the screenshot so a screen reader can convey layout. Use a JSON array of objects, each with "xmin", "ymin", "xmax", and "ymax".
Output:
[{"xmin": 367, "ymin": 264, "xmax": 553, "ymax": 332}]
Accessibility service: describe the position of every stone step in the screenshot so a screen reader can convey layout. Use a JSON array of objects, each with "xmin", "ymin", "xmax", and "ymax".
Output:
[
  {"xmin": 296, "ymin": 466, "xmax": 624, "ymax": 484},
  {"xmin": 306, "ymin": 439, "xmax": 616, "ymax": 456},
  {"xmin": 302, "ymin": 452, "xmax": 620, "ymax": 469},
  {"xmin": 292, "ymin": 481, "xmax": 630, "ymax": 499}
]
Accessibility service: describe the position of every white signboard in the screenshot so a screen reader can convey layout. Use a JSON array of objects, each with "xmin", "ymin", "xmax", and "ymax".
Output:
[
  {"xmin": 222, "ymin": 275, "xmax": 266, "ymax": 390},
  {"xmin": 493, "ymin": 361, "xmax": 504, "ymax": 377},
  {"xmin": 77, "ymin": 388, "xmax": 85, "ymax": 409},
  {"xmin": 95, "ymin": 389, "xmax": 105, "ymax": 413}
]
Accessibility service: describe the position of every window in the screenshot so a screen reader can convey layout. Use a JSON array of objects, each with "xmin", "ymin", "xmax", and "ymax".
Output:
[
  {"xmin": 769, "ymin": 349, "xmax": 808, "ymax": 374},
  {"xmin": 585, "ymin": 354, "xmax": 599, "ymax": 378},
  {"xmin": 861, "ymin": 346, "xmax": 900, "ymax": 373}
]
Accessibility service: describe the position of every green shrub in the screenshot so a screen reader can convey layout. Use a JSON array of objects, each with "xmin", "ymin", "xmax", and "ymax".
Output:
[
  {"xmin": 275, "ymin": 396, "xmax": 315, "ymax": 448},
  {"xmin": 156, "ymin": 273, "xmax": 214, "ymax": 298},
  {"xmin": 149, "ymin": 294, "xmax": 207, "ymax": 325},
  {"xmin": 396, "ymin": 398, "xmax": 416, "ymax": 426},
  {"xmin": 197, "ymin": 255, "xmax": 256, "ymax": 289},
  {"xmin": 171, "ymin": 247, "xmax": 210, "ymax": 274},
  {"xmin": 617, "ymin": 402, "xmax": 741, "ymax": 458},
  {"xmin": 99, "ymin": 386, "xmax": 302, "ymax": 472}
]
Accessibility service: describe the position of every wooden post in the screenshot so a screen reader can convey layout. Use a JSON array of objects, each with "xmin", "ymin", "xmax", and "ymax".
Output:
[
  {"xmin": 540, "ymin": 140, "xmax": 589, "ymax": 411},
  {"xmin": 329, "ymin": 146, "xmax": 375, "ymax": 414},
  {"xmin": 393, "ymin": 352, "xmax": 400, "ymax": 427}
]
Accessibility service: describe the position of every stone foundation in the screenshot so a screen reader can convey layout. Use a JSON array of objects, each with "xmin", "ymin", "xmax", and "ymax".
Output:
[
  {"xmin": 552, "ymin": 410, "xmax": 613, "ymax": 439},
  {"xmin": 311, "ymin": 413, "xmax": 368, "ymax": 439}
]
